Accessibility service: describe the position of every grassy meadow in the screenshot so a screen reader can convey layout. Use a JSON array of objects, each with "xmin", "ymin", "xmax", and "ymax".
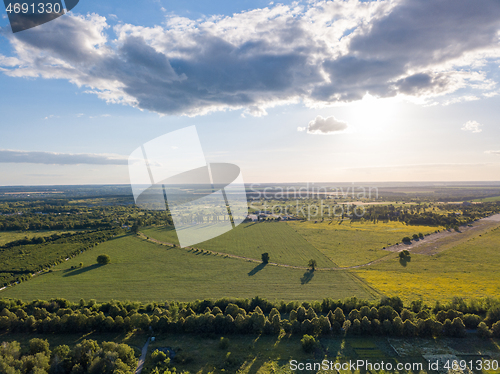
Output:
[
  {"xmin": 142, "ymin": 222, "xmax": 335, "ymax": 268},
  {"xmin": 288, "ymin": 220, "xmax": 442, "ymax": 267},
  {"xmin": 0, "ymin": 234, "xmax": 377, "ymax": 302},
  {"xmin": 0, "ymin": 230, "xmax": 79, "ymax": 246},
  {"xmin": 355, "ymin": 225, "xmax": 500, "ymax": 303}
]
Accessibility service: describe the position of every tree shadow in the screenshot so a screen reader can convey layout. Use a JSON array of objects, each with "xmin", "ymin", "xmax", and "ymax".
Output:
[
  {"xmin": 300, "ymin": 270, "xmax": 314, "ymax": 284},
  {"xmin": 248, "ymin": 263, "xmax": 267, "ymax": 276},
  {"xmin": 63, "ymin": 264, "xmax": 103, "ymax": 277},
  {"xmin": 243, "ymin": 222, "xmax": 259, "ymax": 228},
  {"xmin": 399, "ymin": 256, "xmax": 411, "ymax": 267}
]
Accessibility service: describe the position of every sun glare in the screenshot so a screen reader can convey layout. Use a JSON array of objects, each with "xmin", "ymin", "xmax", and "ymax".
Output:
[{"xmin": 346, "ymin": 94, "xmax": 403, "ymax": 134}]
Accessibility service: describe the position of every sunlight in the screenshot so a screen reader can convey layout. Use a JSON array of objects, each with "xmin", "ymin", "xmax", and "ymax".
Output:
[{"xmin": 345, "ymin": 94, "xmax": 403, "ymax": 134}]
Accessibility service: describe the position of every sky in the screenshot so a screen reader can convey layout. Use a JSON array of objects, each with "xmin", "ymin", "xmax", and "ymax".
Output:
[{"xmin": 0, "ymin": 0, "xmax": 500, "ymax": 185}]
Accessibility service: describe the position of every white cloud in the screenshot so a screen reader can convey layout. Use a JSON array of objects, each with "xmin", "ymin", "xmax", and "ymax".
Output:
[
  {"xmin": 485, "ymin": 150, "xmax": 500, "ymax": 155},
  {"xmin": 461, "ymin": 120, "xmax": 483, "ymax": 133},
  {"xmin": 1, "ymin": 0, "xmax": 500, "ymax": 116},
  {"xmin": 0, "ymin": 150, "xmax": 128, "ymax": 165},
  {"xmin": 301, "ymin": 115, "xmax": 348, "ymax": 135}
]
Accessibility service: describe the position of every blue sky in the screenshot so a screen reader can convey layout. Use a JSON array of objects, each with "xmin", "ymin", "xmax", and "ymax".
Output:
[{"xmin": 1, "ymin": 0, "xmax": 500, "ymax": 185}]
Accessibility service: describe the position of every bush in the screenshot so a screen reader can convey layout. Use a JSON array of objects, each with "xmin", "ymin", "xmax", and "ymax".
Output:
[
  {"xmin": 97, "ymin": 254, "xmax": 111, "ymax": 265},
  {"xmin": 477, "ymin": 322, "xmax": 491, "ymax": 338},
  {"xmin": 402, "ymin": 236, "xmax": 411, "ymax": 243},
  {"xmin": 300, "ymin": 334, "xmax": 318, "ymax": 353},
  {"xmin": 151, "ymin": 349, "xmax": 168, "ymax": 363}
]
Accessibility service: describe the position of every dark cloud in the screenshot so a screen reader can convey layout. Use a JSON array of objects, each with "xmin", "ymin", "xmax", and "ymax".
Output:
[
  {"xmin": 0, "ymin": 150, "xmax": 127, "ymax": 165},
  {"xmin": 2, "ymin": 0, "xmax": 500, "ymax": 116}
]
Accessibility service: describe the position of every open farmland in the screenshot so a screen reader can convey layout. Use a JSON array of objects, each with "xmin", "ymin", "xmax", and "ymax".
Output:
[
  {"xmin": 355, "ymin": 224, "xmax": 500, "ymax": 303},
  {"xmin": 0, "ymin": 234, "xmax": 377, "ymax": 302},
  {"xmin": 288, "ymin": 220, "xmax": 442, "ymax": 267},
  {"xmin": 142, "ymin": 222, "xmax": 335, "ymax": 268},
  {"xmin": 0, "ymin": 230, "xmax": 80, "ymax": 246}
]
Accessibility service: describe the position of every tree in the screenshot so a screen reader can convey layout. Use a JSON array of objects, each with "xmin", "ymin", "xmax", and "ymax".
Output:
[
  {"xmin": 308, "ymin": 259, "xmax": 317, "ymax": 271},
  {"xmin": 300, "ymin": 334, "xmax": 317, "ymax": 353},
  {"xmin": 402, "ymin": 236, "xmax": 411, "ymax": 243},
  {"xmin": 261, "ymin": 252, "xmax": 269, "ymax": 264},
  {"xmin": 97, "ymin": 254, "xmax": 111, "ymax": 265}
]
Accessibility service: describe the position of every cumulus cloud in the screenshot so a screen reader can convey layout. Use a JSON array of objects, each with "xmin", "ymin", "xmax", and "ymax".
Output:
[
  {"xmin": 0, "ymin": 150, "xmax": 128, "ymax": 165},
  {"xmin": 485, "ymin": 150, "xmax": 500, "ymax": 155},
  {"xmin": 1, "ymin": 0, "xmax": 500, "ymax": 116},
  {"xmin": 300, "ymin": 115, "xmax": 348, "ymax": 135},
  {"xmin": 461, "ymin": 120, "xmax": 483, "ymax": 133}
]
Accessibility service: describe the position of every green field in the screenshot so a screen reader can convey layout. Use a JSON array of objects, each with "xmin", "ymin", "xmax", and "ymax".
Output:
[
  {"xmin": 0, "ymin": 230, "xmax": 79, "ymax": 246},
  {"xmin": 288, "ymin": 220, "xmax": 442, "ymax": 267},
  {"xmin": 142, "ymin": 222, "xmax": 335, "ymax": 268},
  {"xmin": 355, "ymin": 225, "xmax": 500, "ymax": 302},
  {"xmin": 0, "ymin": 234, "xmax": 377, "ymax": 302},
  {"xmin": 473, "ymin": 195, "xmax": 500, "ymax": 202}
]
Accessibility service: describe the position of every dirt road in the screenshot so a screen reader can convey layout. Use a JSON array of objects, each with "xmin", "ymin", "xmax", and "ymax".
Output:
[{"xmin": 382, "ymin": 213, "xmax": 500, "ymax": 255}]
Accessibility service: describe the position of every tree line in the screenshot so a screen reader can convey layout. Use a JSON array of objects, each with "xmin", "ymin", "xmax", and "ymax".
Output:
[
  {"xmin": 1, "ymin": 296, "xmax": 500, "ymax": 338},
  {"xmin": 0, "ymin": 229, "xmax": 121, "ymax": 287},
  {"xmin": 0, "ymin": 338, "xmax": 137, "ymax": 374},
  {"xmin": 351, "ymin": 202, "xmax": 500, "ymax": 227}
]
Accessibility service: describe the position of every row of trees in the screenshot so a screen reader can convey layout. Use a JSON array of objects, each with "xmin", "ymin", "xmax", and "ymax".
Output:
[
  {"xmin": 1, "ymin": 297, "xmax": 500, "ymax": 338},
  {"xmin": 0, "ymin": 338, "xmax": 137, "ymax": 374},
  {"xmin": 0, "ymin": 229, "xmax": 120, "ymax": 287},
  {"xmin": 350, "ymin": 202, "xmax": 500, "ymax": 226}
]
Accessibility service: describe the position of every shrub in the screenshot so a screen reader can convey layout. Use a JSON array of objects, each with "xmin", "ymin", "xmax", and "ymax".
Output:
[
  {"xmin": 402, "ymin": 236, "xmax": 411, "ymax": 243},
  {"xmin": 151, "ymin": 349, "xmax": 167, "ymax": 363}
]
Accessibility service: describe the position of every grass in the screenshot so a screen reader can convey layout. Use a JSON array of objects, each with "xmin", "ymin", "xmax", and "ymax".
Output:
[
  {"xmin": 0, "ymin": 230, "xmax": 79, "ymax": 246},
  {"xmin": 145, "ymin": 333, "xmax": 307, "ymax": 374},
  {"xmin": 142, "ymin": 222, "xmax": 335, "ymax": 268},
  {"xmin": 354, "ymin": 225, "xmax": 500, "ymax": 303},
  {"xmin": 473, "ymin": 196, "xmax": 500, "ymax": 202},
  {"xmin": 288, "ymin": 220, "xmax": 442, "ymax": 267},
  {"xmin": 0, "ymin": 234, "xmax": 376, "ymax": 302}
]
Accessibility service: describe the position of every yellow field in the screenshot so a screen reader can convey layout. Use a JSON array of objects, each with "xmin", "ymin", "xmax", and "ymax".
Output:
[
  {"xmin": 354, "ymin": 225, "xmax": 500, "ymax": 303},
  {"xmin": 288, "ymin": 220, "xmax": 442, "ymax": 267}
]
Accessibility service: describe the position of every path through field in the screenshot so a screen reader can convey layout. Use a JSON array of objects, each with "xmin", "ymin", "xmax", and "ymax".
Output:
[
  {"xmin": 382, "ymin": 213, "xmax": 500, "ymax": 255},
  {"xmin": 139, "ymin": 232, "xmax": 392, "ymax": 271},
  {"xmin": 135, "ymin": 338, "xmax": 150, "ymax": 374},
  {"xmin": 139, "ymin": 213, "xmax": 500, "ymax": 271}
]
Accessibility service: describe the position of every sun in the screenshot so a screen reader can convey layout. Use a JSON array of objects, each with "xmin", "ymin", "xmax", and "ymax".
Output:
[{"xmin": 345, "ymin": 94, "xmax": 403, "ymax": 134}]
